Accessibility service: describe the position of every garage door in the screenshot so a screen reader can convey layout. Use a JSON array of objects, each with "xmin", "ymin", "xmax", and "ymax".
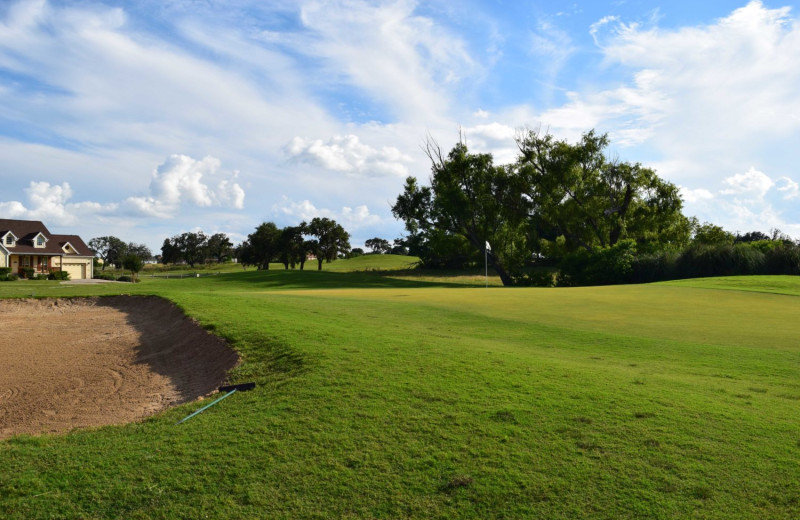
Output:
[{"xmin": 62, "ymin": 263, "xmax": 86, "ymax": 280}]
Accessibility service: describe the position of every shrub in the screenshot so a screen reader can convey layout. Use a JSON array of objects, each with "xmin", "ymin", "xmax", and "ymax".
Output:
[
  {"xmin": 630, "ymin": 251, "xmax": 680, "ymax": 283},
  {"xmin": 48, "ymin": 270, "xmax": 70, "ymax": 281},
  {"xmin": 93, "ymin": 272, "xmax": 116, "ymax": 280},
  {"xmin": 35, "ymin": 273, "xmax": 48, "ymax": 280},
  {"xmin": 0, "ymin": 267, "xmax": 10, "ymax": 277},
  {"xmin": 20, "ymin": 267, "xmax": 35, "ymax": 279},
  {"xmin": 676, "ymin": 243, "xmax": 765, "ymax": 278},
  {"xmin": 6, "ymin": 273, "xmax": 19, "ymax": 281},
  {"xmin": 117, "ymin": 275, "xmax": 138, "ymax": 283},
  {"xmin": 558, "ymin": 240, "xmax": 637, "ymax": 286},
  {"xmin": 765, "ymin": 243, "xmax": 800, "ymax": 275}
]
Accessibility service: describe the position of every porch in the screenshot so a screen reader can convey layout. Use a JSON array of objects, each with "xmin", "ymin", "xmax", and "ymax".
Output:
[{"xmin": 10, "ymin": 254, "xmax": 55, "ymax": 277}]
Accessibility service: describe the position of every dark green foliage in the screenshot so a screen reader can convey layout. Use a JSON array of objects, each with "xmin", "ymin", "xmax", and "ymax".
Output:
[
  {"xmin": 629, "ymin": 250, "xmax": 680, "ymax": 283},
  {"xmin": 558, "ymin": 240, "xmax": 637, "ymax": 286},
  {"xmin": 116, "ymin": 275, "xmax": 134, "ymax": 282},
  {"xmin": 20, "ymin": 267, "xmax": 34, "ymax": 279},
  {"xmin": 160, "ymin": 237, "xmax": 182, "ymax": 264},
  {"xmin": 306, "ymin": 217, "xmax": 351, "ymax": 271},
  {"xmin": 175, "ymin": 232, "xmax": 208, "ymax": 267},
  {"xmin": 93, "ymin": 272, "xmax": 116, "ymax": 280},
  {"xmin": 122, "ymin": 254, "xmax": 144, "ymax": 282},
  {"xmin": 206, "ymin": 233, "xmax": 233, "ymax": 263},
  {"xmin": 518, "ymin": 130, "xmax": 691, "ymax": 256},
  {"xmin": 0, "ymin": 267, "xmax": 10, "ymax": 281},
  {"xmin": 365, "ymin": 237, "xmax": 391, "ymax": 254},
  {"xmin": 393, "ymin": 129, "xmax": 690, "ymax": 285},
  {"xmin": 691, "ymin": 221, "xmax": 735, "ymax": 245},
  {"xmin": 764, "ymin": 243, "xmax": 800, "ymax": 275},
  {"xmin": 89, "ymin": 236, "xmax": 126, "ymax": 270},
  {"xmin": 47, "ymin": 271, "xmax": 70, "ymax": 280},
  {"xmin": 276, "ymin": 225, "xmax": 308, "ymax": 270},
  {"xmin": 243, "ymin": 222, "xmax": 280, "ymax": 270},
  {"xmin": 676, "ymin": 243, "xmax": 766, "ymax": 278}
]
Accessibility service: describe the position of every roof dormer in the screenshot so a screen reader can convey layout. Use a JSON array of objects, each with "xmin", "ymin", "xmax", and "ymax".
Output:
[
  {"xmin": 62, "ymin": 241, "xmax": 78, "ymax": 255},
  {"xmin": 2, "ymin": 231, "xmax": 17, "ymax": 248},
  {"xmin": 34, "ymin": 232, "xmax": 48, "ymax": 248}
]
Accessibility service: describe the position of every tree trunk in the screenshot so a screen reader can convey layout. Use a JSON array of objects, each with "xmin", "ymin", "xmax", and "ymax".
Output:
[
  {"xmin": 317, "ymin": 258, "xmax": 323, "ymax": 270},
  {"xmin": 488, "ymin": 251, "xmax": 514, "ymax": 286}
]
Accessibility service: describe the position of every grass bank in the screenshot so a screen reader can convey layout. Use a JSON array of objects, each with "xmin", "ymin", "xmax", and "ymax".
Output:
[{"xmin": 1, "ymin": 271, "xmax": 798, "ymax": 519}]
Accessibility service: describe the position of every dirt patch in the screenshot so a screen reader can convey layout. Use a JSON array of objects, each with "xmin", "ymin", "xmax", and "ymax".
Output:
[{"xmin": 0, "ymin": 296, "xmax": 239, "ymax": 440}]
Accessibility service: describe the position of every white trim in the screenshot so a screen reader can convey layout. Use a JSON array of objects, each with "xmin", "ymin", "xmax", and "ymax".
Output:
[
  {"xmin": 61, "ymin": 241, "xmax": 78, "ymax": 254},
  {"xmin": 34, "ymin": 232, "xmax": 48, "ymax": 248},
  {"xmin": 1, "ymin": 231, "xmax": 17, "ymax": 247}
]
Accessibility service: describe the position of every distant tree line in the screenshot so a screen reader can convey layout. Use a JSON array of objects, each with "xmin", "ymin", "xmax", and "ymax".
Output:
[
  {"xmin": 236, "ymin": 217, "xmax": 350, "ymax": 271},
  {"xmin": 392, "ymin": 128, "xmax": 800, "ymax": 286}
]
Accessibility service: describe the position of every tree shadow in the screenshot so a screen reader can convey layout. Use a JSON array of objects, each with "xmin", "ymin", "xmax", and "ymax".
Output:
[{"xmin": 201, "ymin": 268, "xmax": 492, "ymax": 290}]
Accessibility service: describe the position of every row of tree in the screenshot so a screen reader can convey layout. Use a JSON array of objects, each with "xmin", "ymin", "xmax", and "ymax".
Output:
[
  {"xmin": 237, "ymin": 217, "xmax": 350, "ymax": 270},
  {"xmin": 160, "ymin": 232, "xmax": 234, "ymax": 267},
  {"xmin": 392, "ymin": 129, "xmax": 798, "ymax": 286},
  {"xmin": 89, "ymin": 218, "xmax": 358, "ymax": 272}
]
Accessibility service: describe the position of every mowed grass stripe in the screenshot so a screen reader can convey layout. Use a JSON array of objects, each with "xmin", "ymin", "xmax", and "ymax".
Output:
[{"xmin": 1, "ymin": 273, "xmax": 799, "ymax": 518}]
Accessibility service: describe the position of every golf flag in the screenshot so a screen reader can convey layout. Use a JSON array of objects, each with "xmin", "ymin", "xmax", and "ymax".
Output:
[{"xmin": 485, "ymin": 241, "xmax": 491, "ymax": 251}]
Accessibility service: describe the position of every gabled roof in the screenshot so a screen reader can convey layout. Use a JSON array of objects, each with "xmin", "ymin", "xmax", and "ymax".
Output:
[{"xmin": 0, "ymin": 219, "xmax": 93, "ymax": 257}]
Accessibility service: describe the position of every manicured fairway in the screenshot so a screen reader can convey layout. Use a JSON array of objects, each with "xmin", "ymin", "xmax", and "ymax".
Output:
[{"xmin": 1, "ymin": 270, "xmax": 798, "ymax": 519}]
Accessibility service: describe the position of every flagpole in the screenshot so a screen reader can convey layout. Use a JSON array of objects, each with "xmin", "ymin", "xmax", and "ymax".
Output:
[{"xmin": 485, "ymin": 241, "xmax": 489, "ymax": 288}]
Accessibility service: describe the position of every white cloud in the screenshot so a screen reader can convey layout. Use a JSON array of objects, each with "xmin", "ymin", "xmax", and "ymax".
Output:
[
  {"xmin": 777, "ymin": 176, "xmax": 800, "ymax": 200},
  {"xmin": 721, "ymin": 167, "xmax": 775, "ymax": 200},
  {"xmin": 680, "ymin": 186, "xmax": 714, "ymax": 203},
  {"xmin": 125, "ymin": 155, "xmax": 245, "ymax": 218},
  {"xmin": 286, "ymin": 134, "xmax": 413, "ymax": 177},
  {"xmin": 0, "ymin": 181, "xmax": 118, "ymax": 225},
  {"xmin": 542, "ymin": 1, "xmax": 800, "ymax": 168},
  {"xmin": 273, "ymin": 196, "xmax": 381, "ymax": 229},
  {"xmin": 462, "ymin": 122, "xmax": 518, "ymax": 163},
  {"xmin": 0, "ymin": 155, "xmax": 244, "ymax": 224}
]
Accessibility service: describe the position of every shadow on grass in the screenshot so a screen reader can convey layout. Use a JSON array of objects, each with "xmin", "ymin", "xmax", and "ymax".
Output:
[{"xmin": 201, "ymin": 268, "xmax": 493, "ymax": 290}]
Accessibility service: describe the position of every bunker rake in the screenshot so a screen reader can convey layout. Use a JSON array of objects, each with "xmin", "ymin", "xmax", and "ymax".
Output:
[{"xmin": 176, "ymin": 382, "xmax": 256, "ymax": 425}]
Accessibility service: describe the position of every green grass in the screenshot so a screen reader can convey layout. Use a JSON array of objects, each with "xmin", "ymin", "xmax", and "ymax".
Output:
[{"xmin": 1, "ymin": 273, "xmax": 799, "ymax": 519}]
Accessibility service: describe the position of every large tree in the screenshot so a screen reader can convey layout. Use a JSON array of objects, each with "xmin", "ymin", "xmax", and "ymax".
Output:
[
  {"xmin": 516, "ymin": 129, "xmax": 690, "ymax": 255},
  {"xmin": 160, "ymin": 238, "xmax": 181, "ymax": 264},
  {"xmin": 365, "ymin": 237, "xmax": 391, "ymax": 254},
  {"xmin": 394, "ymin": 140, "xmax": 529, "ymax": 285},
  {"xmin": 88, "ymin": 236, "xmax": 126, "ymax": 271},
  {"xmin": 393, "ymin": 129, "xmax": 691, "ymax": 286},
  {"xmin": 206, "ymin": 233, "xmax": 233, "ymax": 263},
  {"xmin": 277, "ymin": 225, "xmax": 308, "ymax": 270},
  {"xmin": 126, "ymin": 242, "xmax": 152, "ymax": 261},
  {"xmin": 246, "ymin": 222, "xmax": 281, "ymax": 270},
  {"xmin": 174, "ymin": 231, "xmax": 208, "ymax": 268},
  {"xmin": 306, "ymin": 217, "xmax": 350, "ymax": 270}
]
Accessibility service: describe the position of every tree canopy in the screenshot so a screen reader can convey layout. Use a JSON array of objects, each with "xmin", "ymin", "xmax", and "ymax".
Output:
[{"xmin": 393, "ymin": 129, "xmax": 692, "ymax": 286}]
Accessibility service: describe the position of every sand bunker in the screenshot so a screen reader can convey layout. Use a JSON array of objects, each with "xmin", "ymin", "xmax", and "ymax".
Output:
[{"xmin": 0, "ymin": 296, "xmax": 239, "ymax": 440}]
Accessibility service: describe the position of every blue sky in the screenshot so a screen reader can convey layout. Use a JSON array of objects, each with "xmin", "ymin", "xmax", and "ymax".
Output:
[{"xmin": 2, "ymin": 0, "xmax": 799, "ymax": 251}]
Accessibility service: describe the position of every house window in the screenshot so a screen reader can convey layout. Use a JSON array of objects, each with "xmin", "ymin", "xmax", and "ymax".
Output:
[
  {"xmin": 37, "ymin": 236, "xmax": 44, "ymax": 246},
  {"xmin": 22, "ymin": 256, "xmax": 30, "ymax": 267},
  {"xmin": 5, "ymin": 236, "xmax": 12, "ymax": 245}
]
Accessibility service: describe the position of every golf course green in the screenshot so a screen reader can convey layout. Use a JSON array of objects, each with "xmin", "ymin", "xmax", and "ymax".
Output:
[{"xmin": 1, "ymin": 262, "xmax": 798, "ymax": 519}]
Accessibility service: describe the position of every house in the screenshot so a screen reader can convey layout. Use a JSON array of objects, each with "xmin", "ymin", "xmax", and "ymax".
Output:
[{"xmin": 0, "ymin": 219, "xmax": 94, "ymax": 279}]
